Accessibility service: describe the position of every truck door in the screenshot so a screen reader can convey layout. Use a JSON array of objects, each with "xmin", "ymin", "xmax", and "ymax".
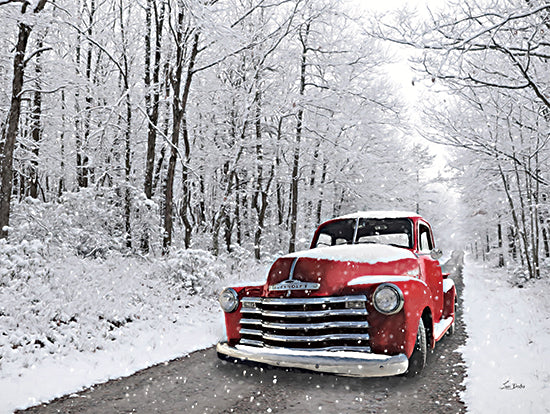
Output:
[{"xmin": 417, "ymin": 221, "xmax": 444, "ymax": 322}]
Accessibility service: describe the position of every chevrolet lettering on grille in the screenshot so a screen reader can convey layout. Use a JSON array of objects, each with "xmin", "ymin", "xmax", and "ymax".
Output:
[{"xmin": 268, "ymin": 279, "xmax": 320, "ymax": 291}]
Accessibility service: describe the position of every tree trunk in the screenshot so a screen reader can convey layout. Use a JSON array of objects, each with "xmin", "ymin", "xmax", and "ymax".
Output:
[
  {"xmin": 316, "ymin": 159, "xmax": 327, "ymax": 224},
  {"xmin": 74, "ymin": 0, "xmax": 83, "ymax": 189},
  {"xmin": 58, "ymin": 90, "xmax": 66, "ymax": 198},
  {"xmin": 251, "ymin": 89, "xmax": 275, "ymax": 260},
  {"xmin": 289, "ymin": 22, "xmax": 310, "ymax": 253},
  {"xmin": 153, "ymin": 63, "xmax": 171, "ymax": 197},
  {"xmin": 224, "ymin": 212, "xmax": 232, "ymax": 253},
  {"xmin": 140, "ymin": 0, "xmax": 153, "ymax": 252},
  {"xmin": 180, "ymin": 112, "xmax": 193, "ymax": 248},
  {"xmin": 508, "ymin": 226, "xmax": 517, "ymax": 261},
  {"xmin": 143, "ymin": 0, "xmax": 153, "ymax": 197},
  {"xmin": 29, "ymin": 41, "xmax": 43, "ymax": 199},
  {"xmin": 180, "ymin": 33, "xmax": 199, "ymax": 249},
  {"xmin": 0, "ymin": 0, "xmax": 48, "ymax": 239},
  {"xmin": 252, "ymin": 80, "xmax": 269, "ymax": 260},
  {"xmin": 163, "ymin": 17, "xmax": 199, "ymax": 252},
  {"xmin": 235, "ymin": 175, "xmax": 242, "ymax": 246},
  {"xmin": 275, "ymin": 116, "xmax": 285, "ymax": 229},
  {"xmin": 306, "ymin": 143, "xmax": 318, "ymax": 226},
  {"xmin": 143, "ymin": 0, "xmax": 165, "ymax": 200},
  {"xmin": 497, "ymin": 221, "xmax": 505, "ymax": 267},
  {"xmin": 118, "ymin": 0, "xmax": 133, "ymax": 249},
  {"xmin": 77, "ymin": 0, "xmax": 95, "ymax": 188}
]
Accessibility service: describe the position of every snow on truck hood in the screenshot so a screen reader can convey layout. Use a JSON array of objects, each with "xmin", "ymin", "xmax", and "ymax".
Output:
[
  {"xmin": 269, "ymin": 244, "xmax": 420, "ymax": 295},
  {"xmin": 284, "ymin": 244, "xmax": 416, "ymax": 264}
]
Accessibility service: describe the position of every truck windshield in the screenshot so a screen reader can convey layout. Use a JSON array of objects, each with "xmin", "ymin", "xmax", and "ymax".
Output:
[{"xmin": 312, "ymin": 218, "xmax": 413, "ymax": 249}]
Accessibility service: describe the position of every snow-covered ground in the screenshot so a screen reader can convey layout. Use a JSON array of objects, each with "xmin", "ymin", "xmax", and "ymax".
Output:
[
  {"xmin": 1, "ymin": 251, "xmax": 548, "ymax": 413},
  {"xmin": 0, "ymin": 246, "xmax": 268, "ymax": 413},
  {"xmin": 461, "ymin": 256, "xmax": 550, "ymax": 413}
]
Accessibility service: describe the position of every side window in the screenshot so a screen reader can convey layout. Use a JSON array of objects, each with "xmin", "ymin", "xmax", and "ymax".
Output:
[
  {"xmin": 419, "ymin": 224, "xmax": 433, "ymax": 253},
  {"xmin": 316, "ymin": 233, "xmax": 331, "ymax": 247}
]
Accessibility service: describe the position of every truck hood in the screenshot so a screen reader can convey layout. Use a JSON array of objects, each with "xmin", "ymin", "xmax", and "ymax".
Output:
[{"xmin": 265, "ymin": 244, "xmax": 420, "ymax": 297}]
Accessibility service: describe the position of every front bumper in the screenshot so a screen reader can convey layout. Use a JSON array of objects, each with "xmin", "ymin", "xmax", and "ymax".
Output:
[{"xmin": 216, "ymin": 342, "xmax": 408, "ymax": 377}]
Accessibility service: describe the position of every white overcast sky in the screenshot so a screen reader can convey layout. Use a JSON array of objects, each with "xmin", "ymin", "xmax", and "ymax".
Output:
[
  {"xmin": 347, "ymin": 0, "xmax": 448, "ymax": 101},
  {"xmin": 346, "ymin": 0, "xmax": 454, "ymax": 171},
  {"xmin": 350, "ymin": 0, "xmax": 444, "ymax": 13}
]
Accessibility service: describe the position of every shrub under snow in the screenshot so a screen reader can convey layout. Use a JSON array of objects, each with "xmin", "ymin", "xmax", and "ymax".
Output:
[{"xmin": 0, "ymin": 198, "xmax": 269, "ymax": 382}]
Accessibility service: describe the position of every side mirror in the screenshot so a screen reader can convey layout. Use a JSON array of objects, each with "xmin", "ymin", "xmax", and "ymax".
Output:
[{"xmin": 430, "ymin": 248, "xmax": 443, "ymax": 260}]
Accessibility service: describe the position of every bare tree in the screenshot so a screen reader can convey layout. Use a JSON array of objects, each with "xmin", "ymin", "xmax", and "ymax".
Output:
[
  {"xmin": 374, "ymin": 0, "xmax": 550, "ymax": 278},
  {"xmin": 0, "ymin": 0, "xmax": 48, "ymax": 239},
  {"xmin": 143, "ymin": 0, "xmax": 166, "ymax": 201},
  {"xmin": 163, "ymin": 1, "xmax": 199, "ymax": 252},
  {"xmin": 288, "ymin": 21, "xmax": 309, "ymax": 253}
]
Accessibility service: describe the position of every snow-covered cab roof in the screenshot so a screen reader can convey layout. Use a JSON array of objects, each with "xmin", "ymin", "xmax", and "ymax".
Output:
[{"xmin": 334, "ymin": 210, "xmax": 421, "ymax": 220}]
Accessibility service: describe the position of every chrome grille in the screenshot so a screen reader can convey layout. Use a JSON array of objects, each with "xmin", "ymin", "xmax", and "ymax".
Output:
[{"xmin": 239, "ymin": 295, "xmax": 370, "ymax": 352}]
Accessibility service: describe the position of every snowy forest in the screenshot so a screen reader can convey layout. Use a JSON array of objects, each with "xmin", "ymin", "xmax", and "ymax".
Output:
[
  {"xmin": 1, "ymin": 0, "xmax": 548, "ymax": 274},
  {"xmin": 1, "ymin": 0, "xmax": 431, "ymax": 261},
  {"xmin": 0, "ymin": 0, "xmax": 549, "ymax": 411}
]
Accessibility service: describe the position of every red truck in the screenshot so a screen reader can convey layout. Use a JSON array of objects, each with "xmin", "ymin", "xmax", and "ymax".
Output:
[{"xmin": 217, "ymin": 211, "xmax": 456, "ymax": 377}]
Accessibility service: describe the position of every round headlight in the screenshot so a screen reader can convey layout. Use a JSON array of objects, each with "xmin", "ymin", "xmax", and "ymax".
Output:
[
  {"xmin": 373, "ymin": 284, "xmax": 404, "ymax": 315},
  {"xmin": 218, "ymin": 288, "xmax": 239, "ymax": 313}
]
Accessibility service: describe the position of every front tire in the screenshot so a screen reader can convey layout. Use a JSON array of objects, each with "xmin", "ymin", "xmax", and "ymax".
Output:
[{"xmin": 405, "ymin": 318, "xmax": 427, "ymax": 377}]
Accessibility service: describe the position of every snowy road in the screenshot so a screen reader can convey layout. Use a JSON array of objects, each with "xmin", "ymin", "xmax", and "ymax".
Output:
[{"xmin": 20, "ymin": 253, "xmax": 466, "ymax": 414}]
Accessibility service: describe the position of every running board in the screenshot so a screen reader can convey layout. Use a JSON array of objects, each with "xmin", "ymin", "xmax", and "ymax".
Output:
[{"xmin": 433, "ymin": 317, "xmax": 454, "ymax": 342}]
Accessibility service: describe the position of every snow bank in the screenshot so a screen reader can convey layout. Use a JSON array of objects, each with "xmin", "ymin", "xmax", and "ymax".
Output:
[
  {"xmin": 0, "ymin": 297, "xmax": 222, "ymax": 412},
  {"xmin": 461, "ymin": 256, "xmax": 550, "ymax": 413},
  {"xmin": 0, "ymin": 245, "xmax": 266, "ymax": 413}
]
